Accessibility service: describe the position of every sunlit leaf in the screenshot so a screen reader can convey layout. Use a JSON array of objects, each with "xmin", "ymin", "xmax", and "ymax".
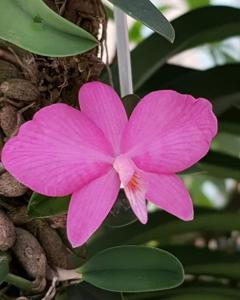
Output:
[
  {"xmin": 0, "ymin": 0, "xmax": 97, "ymax": 56},
  {"xmin": 186, "ymin": 0, "xmax": 210, "ymax": 9},
  {"xmin": 108, "ymin": 0, "xmax": 175, "ymax": 42}
]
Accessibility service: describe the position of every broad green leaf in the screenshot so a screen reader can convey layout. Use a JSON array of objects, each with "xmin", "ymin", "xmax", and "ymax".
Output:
[
  {"xmin": 0, "ymin": 253, "xmax": 9, "ymax": 284},
  {"xmin": 212, "ymin": 132, "xmax": 240, "ymax": 158},
  {"xmin": 134, "ymin": 63, "xmax": 240, "ymax": 137},
  {"xmin": 106, "ymin": 6, "xmax": 240, "ymax": 90},
  {"xmin": 127, "ymin": 285, "xmax": 240, "ymax": 300},
  {"xmin": 129, "ymin": 211, "xmax": 240, "ymax": 246},
  {"xmin": 0, "ymin": 0, "xmax": 97, "ymax": 56},
  {"xmin": 200, "ymin": 150, "xmax": 240, "ymax": 180},
  {"xmin": 137, "ymin": 63, "xmax": 240, "ymax": 116},
  {"xmin": 27, "ymin": 193, "xmax": 70, "ymax": 218},
  {"xmin": 135, "ymin": 63, "xmax": 196, "ymax": 91},
  {"xmin": 180, "ymin": 164, "xmax": 203, "ymax": 175},
  {"xmin": 165, "ymin": 246, "xmax": 240, "ymax": 280},
  {"xmin": 78, "ymin": 246, "xmax": 184, "ymax": 292},
  {"xmin": 68, "ymin": 283, "xmax": 123, "ymax": 300},
  {"xmin": 88, "ymin": 209, "xmax": 240, "ymax": 255},
  {"xmin": 108, "ymin": 0, "xmax": 175, "ymax": 42}
]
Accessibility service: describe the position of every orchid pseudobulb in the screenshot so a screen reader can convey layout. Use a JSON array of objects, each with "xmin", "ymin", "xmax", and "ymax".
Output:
[{"xmin": 2, "ymin": 82, "xmax": 217, "ymax": 247}]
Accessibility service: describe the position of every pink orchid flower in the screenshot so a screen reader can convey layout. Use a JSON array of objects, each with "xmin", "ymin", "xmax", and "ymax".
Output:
[{"xmin": 2, "ymin": 82, "xmax": 217, "ymax": 247}]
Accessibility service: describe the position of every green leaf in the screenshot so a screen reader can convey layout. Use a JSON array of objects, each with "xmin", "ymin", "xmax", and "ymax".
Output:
[
  {"xmin": 200, "ymin": 150, "xmax": 240, "ymax": 180},
  {"xmin": 27, "ymin": 192, "xmax": 70, "ymax": 218},
  {"xmin": 186, "ymin": 0, "xmax": 210, "ymax": 9},
  {"xmin": 137, "ymin": 64, "xmax": 240, "ymax": 116},
  {"xmin": 78, "ymin": 246, "xmax": 184, "ymax": 292},
  {"xmin": 0, "ymin": 253, "xmax": 9, "ymax": 284},
  {"xmin": 134, "ymin": 64, "xmax": 240, "ymax": 137},
  {"xmin": 108, "ymin": 0, "xmax": 175, "ymax": 42},
  {"xmin": 0, "ymin": 0, "xmax": 97, "ymax": 57},
  {"xmin": 212, "ymin": 132, "xmax": 240, "ymax": 158},
  {"xmin": 88, "ymin": 209, "xmax": 240, "ymax": 255},
  {"xmin": 121, "ymin": 64, "xmax": 240, "ymax": 127},
  {"xmin": 129, "ymin": 22, "xmax": 144, "ymax": 43},
  {"xmin": 130, "ymin": 6, "xmax": 240, "ymax": 90},
  {"xmin": 180, "ymin": 164, "xmax": 203, "ymax": 175},
  {"xmin": 129, "ymin": 211, "xmax": 240, "ymax": 246},
  {"xmin": 127, "ymin": 285, "xmax": 240, "ymax": 300},
  {"xmin": 165, "ymin": 246, "xmax": 240, "ymax": 280}
]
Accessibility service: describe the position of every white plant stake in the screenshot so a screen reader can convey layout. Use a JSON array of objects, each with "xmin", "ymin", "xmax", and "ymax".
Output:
[{"xmin": 114, "ymin": 6, "xmax": 133, "ymax": 97}]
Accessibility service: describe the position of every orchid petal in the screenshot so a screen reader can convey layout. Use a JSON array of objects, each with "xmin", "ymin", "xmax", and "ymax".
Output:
[
  {"xmin": 125, "ymin": 180, "xmax": 148, "ymax": 224},
  {"xmin": 67, "ymin": 169, "xmax": 120, "ymax": 247},
  {"xmin": 79, "ymin": 82, "xmax": 128, "ymax": 155},
  {"xmin": 2, "ymin": 104, "xmax": 113, "ymax": 196},
  {"xmin": 146, "ymin": 172, "xmax": 193, "ymax": 221},
  {"xmin": 122, "ymin": 90, "xmax": 217, "ymax": 174},
  {"xmin": 113, "ymin": 155, "xmax": 148, "ymax": 223}
]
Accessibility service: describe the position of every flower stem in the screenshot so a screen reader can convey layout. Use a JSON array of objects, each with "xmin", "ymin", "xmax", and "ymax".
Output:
[
  {"xmin": 114, "ymin": 6, "xmax": 133, "ymax": 97},
  {"xmin": 5, "ymin": 273, "xmax": 33, "ymax": 291}
]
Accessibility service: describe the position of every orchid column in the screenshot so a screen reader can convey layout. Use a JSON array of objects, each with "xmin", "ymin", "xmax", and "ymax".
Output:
[{"xmin": 113, "ymin": 6, "xmax": 133, "ymax": 97}]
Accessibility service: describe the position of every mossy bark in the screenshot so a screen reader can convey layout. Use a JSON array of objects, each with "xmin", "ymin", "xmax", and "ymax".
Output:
[{"xmin": 0, "ymin": 1, "xmax": 107, "ymax": 297}]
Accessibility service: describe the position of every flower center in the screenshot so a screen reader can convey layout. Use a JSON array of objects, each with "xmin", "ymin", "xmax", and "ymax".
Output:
[
  {"xmin": 113, "ymin": 155, "xmax": 136, "ymax": 187},
  {"xmin": 113, "ymin": 155, "xmax": 145, "ymax": 194},
  {"xmin": 113, "ymin": 155, "xmax": 148, "ymax": 224}
]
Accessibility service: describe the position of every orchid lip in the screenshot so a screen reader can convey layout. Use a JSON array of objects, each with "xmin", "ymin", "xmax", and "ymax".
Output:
[
  {"xmin": 113, "ymin": 155, "xmax": 146, "ymax": 195},
  {"xmin": 112, "ymin": 155, "xmax": 136, "ymax": 187},
  {"xmin": 112, "ymin": 154, "xmax": 148, "ymax": 224}
]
